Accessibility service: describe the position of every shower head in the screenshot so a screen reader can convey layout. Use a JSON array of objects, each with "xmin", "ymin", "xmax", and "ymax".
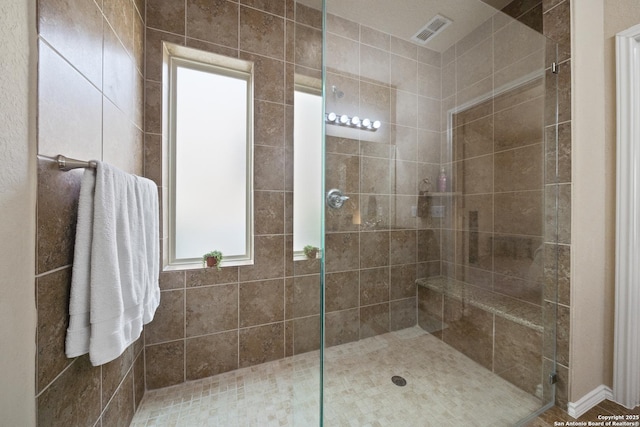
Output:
[{"xmin": 332, "ymin": 85, "xmax": 344, "ymax": 98}]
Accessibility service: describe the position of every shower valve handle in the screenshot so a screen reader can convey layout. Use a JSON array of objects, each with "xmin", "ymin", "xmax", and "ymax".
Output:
[{"xmin": 326, "ymin": 189, "xmax": 350, "ymax": 209}]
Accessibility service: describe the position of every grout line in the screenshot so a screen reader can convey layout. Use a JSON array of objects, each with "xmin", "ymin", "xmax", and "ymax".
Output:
[
  {"xmin": 34, "ymin": 264, "xmax": 73, "ymax": 279},
  {"xmin": 543, "ymin": 0, "xmax": 567, "ymax": 15},
  {"xmin": 237, "ymin": 279, "xmax": 241, "ymax": 369},
  {"xmin": 37, "ymin": 37, "xmax": 103, "ymax": 97},
  {"xmin": 183, "ymin": 270, "xmax": 187, "ymax": 383},
  {"xmin": 35, "ymin": 357, "xmax": 78, "ymax": 399},
  {"xmin": 134, "ymin": 326, "xmax": 546, "ymax": 423}
]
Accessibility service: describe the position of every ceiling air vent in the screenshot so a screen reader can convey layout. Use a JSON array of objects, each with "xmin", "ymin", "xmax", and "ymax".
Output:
[{"xmin": 411, "ymin": 14, "xmax": 452, "ymax": 45}]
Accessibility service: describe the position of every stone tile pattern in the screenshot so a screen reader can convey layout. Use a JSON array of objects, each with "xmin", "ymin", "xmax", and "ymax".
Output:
[
  {"xmin": 142, "ymin": 1, "xmax": 326, "ymax": 391},
  {"xmin": 32, "ymin": 0, "xmax": 574, "ymax": 424},
  {"xmin": 131, "ymin": 327, "xmax": 542, "ymax": 426},
  {"xmin": 499, "ymin": 0, "xmax": 573, "ymax": 411},
  {"xmin": 540, "ymin": 0, "xmax": 572, "ymax": 411},
  {"xmin": 142, "ymin": 0, "xmax": 572, "ymax": 408},
  {"xmin": 323, "ymin": 13, "xmax": 442, "ymax": 353},
  {"xmin": 492, "ymin": 0, "xmax": 572, "ymax": 412},
  {"xmin": 418, "ymin": 0, "xmax": 571, "ymax": 410},
  {"xmin": 417, "ymin": 4, "xmax": 571, "ymax": 405},
  {"xmin": 501, "ymin": 0, "xmax": 544, "ymax": 33},
  {"xmin": 35, "ymin": 0, "xmax": 146, "ymax": 424}
]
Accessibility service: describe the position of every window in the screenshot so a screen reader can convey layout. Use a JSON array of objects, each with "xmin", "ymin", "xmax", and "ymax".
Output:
[
  {"xmin": 293, "ymin": 84, "xmax": 322, "ymax": 257},
  {"xmin": 164, "ymin": 43, "xmax": 254, "ymax": 268}
]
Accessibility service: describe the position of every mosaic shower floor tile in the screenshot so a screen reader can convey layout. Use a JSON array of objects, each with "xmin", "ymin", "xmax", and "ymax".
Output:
[{"xmin": 131, "ymin": 327, "xmax": 541, "ymax": 426}]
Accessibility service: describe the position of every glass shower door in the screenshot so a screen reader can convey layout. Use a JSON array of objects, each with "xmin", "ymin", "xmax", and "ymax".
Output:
[
  {"xmin": 289, "ymin": 0, "xmax": 324, "ymax": 425},
  {"xmin": 320, "ymin": 0, "xmax": 560, "ymax": 425}
]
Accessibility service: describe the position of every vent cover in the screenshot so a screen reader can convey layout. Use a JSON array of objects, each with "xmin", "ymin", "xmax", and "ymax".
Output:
[{"xmin": 411, "ymin": 14, "xmax": 452, "ymax": 45}]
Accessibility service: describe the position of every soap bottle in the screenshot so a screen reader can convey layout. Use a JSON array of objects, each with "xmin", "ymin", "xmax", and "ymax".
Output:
[{"xmin": 438, "ymin": 168, "xmax": 447, "ymax": 193}]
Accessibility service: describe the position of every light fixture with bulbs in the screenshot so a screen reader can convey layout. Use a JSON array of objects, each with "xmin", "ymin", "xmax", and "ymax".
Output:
[{"xmin": 324, "ymin": 112, "xmax": 381, "ymax": 131}]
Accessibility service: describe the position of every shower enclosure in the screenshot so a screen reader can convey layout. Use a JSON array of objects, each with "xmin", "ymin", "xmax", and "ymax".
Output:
[
  {"xmin": 313, "ymin": 0, "xmax": 558, "ymax": 425},
  {"xmin": 131, "ymin": 0, "xmax": 560, "ymax": 425}
]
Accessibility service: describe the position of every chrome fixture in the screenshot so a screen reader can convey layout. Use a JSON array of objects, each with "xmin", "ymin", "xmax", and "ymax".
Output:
[
  {"xmin": 326, "ymin": 189, "xmax": 350, "ymax": 209},
  {"xmin": 57, "ymin": 155, "xmax": 98, "ymax": 171}
]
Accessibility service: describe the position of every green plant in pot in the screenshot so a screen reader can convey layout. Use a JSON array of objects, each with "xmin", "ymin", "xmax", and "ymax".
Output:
[
  {"xmin": 202, "ymin": 250, "xmax": 223, "ymax": 270},
  {"xmin": 303, "ymin": 245, "xmax": 319, "ymax": 259}
]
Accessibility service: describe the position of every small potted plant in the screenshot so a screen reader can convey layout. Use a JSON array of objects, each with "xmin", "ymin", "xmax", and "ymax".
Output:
[
  {"xmin": 303, "ymin": 245, "xmax": 319, "ymax": 259},
  {"xmin": 202, "ymin": 250, "xmax": 223, "ymax": 270}
]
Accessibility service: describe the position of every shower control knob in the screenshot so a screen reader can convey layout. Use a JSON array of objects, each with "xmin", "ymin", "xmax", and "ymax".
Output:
[{"xmin": 326, "ymin": 189, "xmax": 350, "ymax": 209}]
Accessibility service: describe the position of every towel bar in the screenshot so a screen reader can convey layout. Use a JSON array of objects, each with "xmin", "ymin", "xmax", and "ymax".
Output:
[{"xmin": 57, "ymin": 155, "xmax": 97, "ymax": 171}]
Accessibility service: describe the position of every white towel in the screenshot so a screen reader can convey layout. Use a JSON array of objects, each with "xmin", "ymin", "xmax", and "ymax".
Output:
[{"xmin": 66, "ymin": 161, "xmax": 160, "ymax": 366}]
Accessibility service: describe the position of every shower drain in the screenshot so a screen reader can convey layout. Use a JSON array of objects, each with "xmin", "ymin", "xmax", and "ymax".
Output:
[{"xmin": 391, "ymin": 376, "xmax": 407, "ymax": 386}]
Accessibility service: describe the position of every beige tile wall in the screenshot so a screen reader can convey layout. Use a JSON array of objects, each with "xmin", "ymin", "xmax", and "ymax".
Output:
[
  {"xmin": 142, "ymin": 0, "xmax": 325, "ymax": 390},
  {"xmin": 35, "ymin": 0, "xmax": 146, "ymax": 425},
  {"xmin": 503, "ymin": 0, "xmax": 573, "ymax": 410},
  {"xmin": 323, "ymin": 13, "xmax": 443, "ymax": 347},
  {"xmin": 542, "ymin": 0, "xmax": 571, "ymax": 410},
  {"xmin": 32, "ymin": 0, "xmax": 573, "ymax": 421},
  {"xmin": 143, "ymin": 3, "xmax": 443, "ymax": 390},
  {"xmin": 418, "ymin": 0, "xmax": 572, "ymax": 409},
  {"xmin": 446, "ymin": 76, "xmax": 547, "ymax": 396}
]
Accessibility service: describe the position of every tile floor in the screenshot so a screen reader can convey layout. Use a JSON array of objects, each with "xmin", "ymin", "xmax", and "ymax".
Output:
[{"xmin": 131, "ymin": 326, "xmax": 544, "ymax": 426}]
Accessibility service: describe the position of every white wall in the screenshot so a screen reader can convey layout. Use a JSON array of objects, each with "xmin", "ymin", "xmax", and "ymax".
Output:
[
  {"xmin": 570, "ymin": 0, "xmax": 608, "ymax": 401},
  {"xmin": 571, "ymin": 0, "xmax": 640, "ymax": 405},
  {"xmin": 0, "ymin": 0, "xmax": 37, "ymax": 424}
]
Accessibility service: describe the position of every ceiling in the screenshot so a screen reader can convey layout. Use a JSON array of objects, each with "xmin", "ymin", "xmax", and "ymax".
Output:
[{"xmin": 298, "ymin": 0, "xmax": 514, "ymax": 52}]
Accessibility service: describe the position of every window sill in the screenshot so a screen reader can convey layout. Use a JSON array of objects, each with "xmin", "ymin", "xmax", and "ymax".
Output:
[
  {"xmin": 163, "ymin": 258, "xmax": 254, "ymax": 272},
  {"xmin": 292, "ymin": 250, "xmax": 322, "ymax": 262}
]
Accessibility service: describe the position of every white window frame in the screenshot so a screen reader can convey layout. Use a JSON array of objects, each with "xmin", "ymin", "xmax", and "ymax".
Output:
[
  {"xmin": 163, "ymin": 42, "xmax": 254, "ymax": 270},
  {"xmin": 293, "ymin": 77, "xmax": 323, "ymax": 260}
]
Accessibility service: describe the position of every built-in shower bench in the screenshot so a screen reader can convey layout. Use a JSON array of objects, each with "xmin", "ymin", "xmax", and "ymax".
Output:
[{"xmin": 415, "ymin": 276, "xmax": 543, "ymax": 333}]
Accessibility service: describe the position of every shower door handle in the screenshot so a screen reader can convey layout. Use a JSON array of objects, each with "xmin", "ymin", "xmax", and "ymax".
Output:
[{"xmin": 326, "ymin": 189, "xmax": 350, "ymax": 209}]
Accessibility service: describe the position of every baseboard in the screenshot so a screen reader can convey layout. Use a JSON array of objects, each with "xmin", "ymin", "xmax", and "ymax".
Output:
[{"xmin": 568, "ymin": 385, "xmax": 614, "ymax": 418}]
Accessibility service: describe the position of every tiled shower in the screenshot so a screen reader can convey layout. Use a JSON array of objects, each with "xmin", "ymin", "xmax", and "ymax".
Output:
[{"xmin": 34, "ymin": 0, "xmax": 572, "ymax": 425}]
